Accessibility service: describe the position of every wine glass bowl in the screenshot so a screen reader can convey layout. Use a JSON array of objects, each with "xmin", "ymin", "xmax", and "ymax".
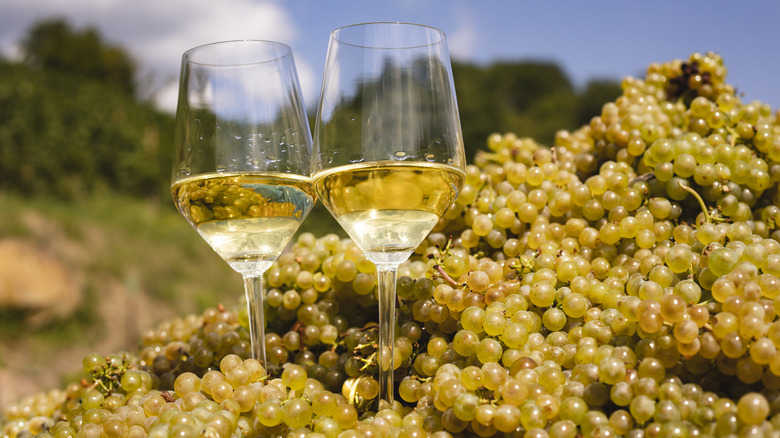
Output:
[
  {"xmin": 172, "ymin": 40, "xmax": 314, "ymax": 366},
  {"xmin": 314, "ymin": 162, "xmax": 464, "ymax": 265},
  {"xmin": 313, "ymin": 22, "xmax": 466, "ymax": 404},
  {"xmin": 315, "ymin": 22, "xmax": 465, "ymax": 171}
]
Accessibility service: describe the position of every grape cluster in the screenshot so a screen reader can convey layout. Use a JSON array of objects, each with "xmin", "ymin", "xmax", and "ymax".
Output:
[
  {"xmin": 178, "ymin": 176, "xmax": 303, "ymax": 224},
  {"xmin": 4, "ymin": 51, "xmax": 780, "ymax": 437}
]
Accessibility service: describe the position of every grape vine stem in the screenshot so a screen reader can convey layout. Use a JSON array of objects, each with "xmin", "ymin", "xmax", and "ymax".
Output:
[
  {"xmin": 678, "ymin": 182, "xmax": 711, "ymax": 224},
  {"xmin": 433, "ymin": 264, "xmax": 459, "ymax": 286}
]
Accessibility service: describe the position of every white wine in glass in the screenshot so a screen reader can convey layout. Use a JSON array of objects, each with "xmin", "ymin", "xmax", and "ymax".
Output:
[
  {"xmin": 313, "ymin": 22, "xmax": 466, "ymax": 405},
  {"xmin": 172, "ymin": 40, "xmax": 314, "ymax": 366}
]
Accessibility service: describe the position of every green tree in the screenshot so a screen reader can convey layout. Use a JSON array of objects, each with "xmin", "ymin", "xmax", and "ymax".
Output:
[
  {"xmin": 452, "ymin": 61, "xmax": 620, "ymax": 160},
  {"xmin": 0, "ymin": 60, "xmax": 174, "ymax": 200},
  {"xmin": 487, "ymin": 61, "xmax": 574, "ymax": 113},
  {"xmin": 0, "ymin": 19, "xmax": 173, "ymax": 200},
  {"xmin": 453, "ymin": 61, "xmax": 576, "ymax": 159},
  {"xmin": 450, "ymin": 62, "xmax": 501, "ymax": 159},
  {"xmin": 21, "ymin": 18, "xmax": 136, "ymax": 95}
]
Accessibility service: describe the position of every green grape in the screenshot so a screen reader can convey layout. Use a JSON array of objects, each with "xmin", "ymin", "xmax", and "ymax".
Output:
[
  {"xmin": 548, "ymin": 419, "xmax": 578, "ymax": 438},
  {"xmin": 629, "ymin": 395, "xmax": 656, "ymax": 424},
  {"xmin": 543, "ymin": 308, "xmax": 567, "ymax": 332},
  {"xmin": 493, "ymin": 403, "xmax": 528, "ymax": 432},
  {"xmin": 749, "ymin": 337, "xmax": 775, "ymax": 365},
  {"xmin": 466, "ymin": 270, "xmax": 490, "ymax": 293},
  {"xmin": 561, "ymin": 292, "xmax": 588, "ymax": 318},
  {"xmin": 452, "ymin": 330, "xmax": 479, "ymax": 357},
  {"xmin": 721, "ymin": 332, "xmax": 749, "ymax": 358},
  {"xmin": 471, "ymin": 214, "xmax": 493, "ymax": 237},
  {"xmin": 476, "ymin": 338, "xmax": 503, "ymax": 364},
  {"xmin": 313, "ymin": 417, "xmax": 340, "ymax": 437},
  {"xmin": 638, "ymin": 281, "xmax": 663, "ymax": 301},
  {"xmin": 443, "ymin": 253, "xmax": 469, "ymax": 278},
  {"xmin": 648, "ymin": 138, "xmax": 677, "ymax": 163},
  {"xmin": 173, "ymin": 372, "xmax": 201, "ymax": 396},
  {"xmin": 741, "ymin": 242, "xmax": 768, "ymax": 270},
  {"xmin": 12, "ymin": 52, "xmax": 780, "ymax": 438},
  {"xmin": 659, "ymin": 294, "xmax": 686, "ymax": 323},
  {"xmin": 696, "ymin": 222, "xmax": 722, "ymax": 244},
  {"xmin": 672, "ymin": 153, "xmax": 696, "ymax": 177},
  {"xmin": 610, "ymin": 381, "xmax": 634, "ymax": 407},
  {"xmin": 120, "ymin": 370, "xmax": 147, "ymax": 393},
  {"xmin": 81, "ymin": 389, "xmax": 104, "ymax": 411},
  {"xmin": 460, "ymin": 306, "xmax": 485, "ymax": 333},
  {"xmin": 654, "ymin": 162, "xmax": 674, "ymax": 182},
  {"xmin": 673, "ymin": 319, "xmax": 699, "ymax": 344},
  {"xmin": 352, "ymin": 273, "xmax": 375, "ymax": 296},
  {"xmin": 481, "ymin": 362, "xmax": 508, "ymax": 392},
  {"xmin": 451, "ymin": 392, "xmax": 479, "ymax": 421},
  {"xmin": 598, "ymin": 356, "xmax": 626, "ymax": 385},
  {"xmin": 530, "ymin": 283, "xmax": 556, "ymax": 307},
  {"xmin": 329, "ymin": 404, "xmax": 357, "ymax": 431},
  {"xmin": 618, "ymin": 216, "xmax": 639, "ymax": 239},
  {"xmin": 282, "ymin": 364, "xmax": 308, "ymax": 391},
  {"xmin": 482, "ymin": 311, "xmax": 506, "ymax": 336},
  {"xmin": 736, "ymin": 392, "xmax": 770, "ymax": 425},
  {"xmin": 690, "ymin": 96, "xmax": 712, "ymax": 117},
  {"xmin": 582, "ymin": 199, "xmax": 605, "ymax": 221},
  {"xmin": 356, "ymin": 377, "xmax": 380, "ymax": 400},
  {"xmin": 460, "ymin": 365, "xmax": 484, "ymax": 391},
  {"xmin": 231, "ymin": 386, "xmax": 257, "ymax": 413},
  {"xmin": 398, "ymin": 378, "xmax": 421, "ymax": 403},
  {"xmin": 665, "ymin": 244, "xmax": 693, "ymax": 273},
  {"xmin": 281, "ymin": 398, "xmax": 313, "ymax": 429},
  {"xmin": 257, "ymin": 401, "xmax": 283, "ymax": 427},
  {"xmin": 558, "ymin": 396, "xmax": 589, "ymax": 425},
  {"xmin": 708, "ymin": 246, "xmax": 739, "ymax": 277},
  {"xmin": 82, "ymin": 353, "xmax": 106, "ymax": 374}
]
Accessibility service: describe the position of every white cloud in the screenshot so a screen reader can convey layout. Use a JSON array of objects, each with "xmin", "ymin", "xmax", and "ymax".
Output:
[
  {"xmin": 446, "ymin": 4, "xmax": 479, "ymax": 61},
  {"xmin": 154, "ymin": 81, "xmax": 181, "ymax": 114},
  {"xmin": 294, "ymin": 58, "xmax": 319, "ymax": 111},
  {"xmin": 0, "ymin": 0, "xmax": 300, "ymax": 112}
]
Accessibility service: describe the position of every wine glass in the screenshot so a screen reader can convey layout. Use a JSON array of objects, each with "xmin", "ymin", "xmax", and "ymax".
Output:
[
  {"xmin": 172, "ymin": 40, "xmax": 314, "ymax": 366},
  {"xmin": 312, "ymin": 22, "xmax": 466, "ymax": 404}
]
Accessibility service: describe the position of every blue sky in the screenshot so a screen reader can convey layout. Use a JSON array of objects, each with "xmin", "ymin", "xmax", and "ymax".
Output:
[{"xmin": 2, "ymin": 0, "xmax": 779, "ymax": 118}]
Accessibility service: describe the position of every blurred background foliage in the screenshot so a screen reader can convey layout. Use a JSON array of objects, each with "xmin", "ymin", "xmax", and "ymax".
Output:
[
  {"xmin": 0, "ymin": 19, "xmax": 171, "ymax": 200},
  {"xmin": 0, "ymin": 18, "xmax": 621, "ymax": 202},
  {"xmin": 0, "ymin": 18, "xmax": 620, "ymax": 403}
]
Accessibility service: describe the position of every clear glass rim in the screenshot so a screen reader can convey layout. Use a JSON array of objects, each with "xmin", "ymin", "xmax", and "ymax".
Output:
[
  {"xmin": 182, "ymin": 39, "xmax": 292, "ymax": 67},
  {"xmin": 330, "ymin": 21, "xmax": 446, "ymax": 49}
]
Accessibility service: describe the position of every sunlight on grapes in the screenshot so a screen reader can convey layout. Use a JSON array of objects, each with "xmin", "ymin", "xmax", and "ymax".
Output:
[{"xmin": 4, "ymin": 51, "xmax": 780, "ymax": 437}]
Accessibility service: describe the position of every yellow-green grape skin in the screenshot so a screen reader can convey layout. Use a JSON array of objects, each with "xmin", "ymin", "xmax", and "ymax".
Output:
[{"xmin": 12, "ymin": 53, "xmax": 780, "ymax": 438}]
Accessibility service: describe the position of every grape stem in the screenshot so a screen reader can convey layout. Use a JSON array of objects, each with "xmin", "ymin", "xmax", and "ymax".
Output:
[
  {"xmin": 428, "ymin": 239, "xmax": 464, "ymax": 287},
  {"xmin": 87, "ymin": 353, "xmax": 130, "ymax": 395},
  {"xmin": 348, "ymin": 322, "xmax": 378, "ymax": 333},
  {"xmin": 678, "ymin": 182, "xmax": 711, "ymax": 224},
  {"xmin": 433, "ymin": 263, "xmax": 459, "ymax": 286},
  {"xmin": 358, "ymin": 352, "xmax": 377, "ymax": 371},
  {"xmin": 727, "ymin": 127, "xmax": 738, "ymax": 147},
  {"xmin": 511, "ymin": 254, "xmax": 535, "ymax": 275},
  {"xmin": 354, "ymin": 342, "xmax": 378, "ymax": 353},
  {"xmin": 630, "ymin": 172, "xmax": 654, "ymax": 186}
]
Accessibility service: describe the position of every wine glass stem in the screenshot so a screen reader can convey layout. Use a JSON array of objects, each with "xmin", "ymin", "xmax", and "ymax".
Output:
[
  {"xmin": 376, "ymin": 263, "xmax": 398, "ymax": 406},
  {"xmin": 243, "ymin": 274, "xmax": 267, "ymax": 366}
]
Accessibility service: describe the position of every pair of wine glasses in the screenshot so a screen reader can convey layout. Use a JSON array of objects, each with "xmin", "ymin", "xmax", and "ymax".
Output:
[{"xmin": 172, "ymin": 22, "xmax": 466, "ymax": 404}]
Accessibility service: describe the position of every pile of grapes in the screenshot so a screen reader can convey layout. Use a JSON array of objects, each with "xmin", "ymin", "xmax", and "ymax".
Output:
[{"xmin": 5, "ymin": 51, "xmax": 780, "ymax": 437}]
